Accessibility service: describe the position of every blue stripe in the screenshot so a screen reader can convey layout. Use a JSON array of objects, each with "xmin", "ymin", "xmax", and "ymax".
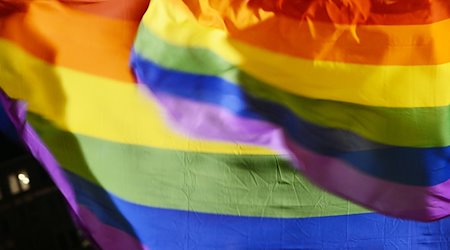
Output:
[
  {"xmin": 0, "ymin": 99, "xmax": 19, "ymax": 143},
  {"xmin": 67, "ymin": 170, "xmax": 450, "ymax": 250},
  {"xmin": 131, "ymin": 52, "xmax": 450, "ymax": 186}
]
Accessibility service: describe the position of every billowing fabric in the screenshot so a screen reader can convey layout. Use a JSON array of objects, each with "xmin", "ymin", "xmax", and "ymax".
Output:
[
  {"xmin": 1, "ymin": 0, "xmax": 450, "ymax": 249},
  {"xmin": 131, "ymin": 0, "xmax": 450, "ymax": 221}
]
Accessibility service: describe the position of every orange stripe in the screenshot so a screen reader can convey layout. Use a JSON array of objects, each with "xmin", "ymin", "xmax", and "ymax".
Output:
[
  {"xmin": 0, "ymin": 1, "xmax": 139, "ymax": 82},
  {"xmin": 247, "ymin": 0, "xmax": 450, "ymax": 25},
  {"xmin": 183, "ymin": 0, "xmax": 450, "ymax": 65},
  {"xmin": 1, "ymin": 0, "xmax": 149, "ymax": 21}
]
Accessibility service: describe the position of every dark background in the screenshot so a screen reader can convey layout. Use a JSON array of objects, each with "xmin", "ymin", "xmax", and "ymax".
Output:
[{"xmin": 0, "ymin": 120, "xmax": 94, "ymax": 249}]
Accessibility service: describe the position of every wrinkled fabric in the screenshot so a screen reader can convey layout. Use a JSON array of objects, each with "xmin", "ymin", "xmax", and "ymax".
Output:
[
  {"xmin": 132, "ymin": 0, "xmax": 450, "ymax": 221},
  {"xmin": 2, "ymin": 1, "xmax": 450, "ymax": 249}
]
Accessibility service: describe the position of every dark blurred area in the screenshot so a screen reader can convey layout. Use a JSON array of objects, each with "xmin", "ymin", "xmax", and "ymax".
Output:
[{"xmin": 0, "ymin": 109, "xmax": 94, "ymax": 249}]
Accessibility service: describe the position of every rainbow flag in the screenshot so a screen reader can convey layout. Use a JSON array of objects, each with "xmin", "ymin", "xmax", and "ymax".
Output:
[
  {"xmin": 131, "ymin": 0, "xmax": 450, "ymax": 221},
  {"xmin": 1, "ymin": 0, "xmax": 450, "ymax": 249}
]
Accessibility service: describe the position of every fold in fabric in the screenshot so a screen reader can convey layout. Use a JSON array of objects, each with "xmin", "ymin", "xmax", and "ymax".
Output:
[
  {"xmin": 3, "ymin": 1, "xmax": 450, "ymax": 249},
  {"xmin": 132, "ymin": 0, "xmax": 450, "ymax": 221}
]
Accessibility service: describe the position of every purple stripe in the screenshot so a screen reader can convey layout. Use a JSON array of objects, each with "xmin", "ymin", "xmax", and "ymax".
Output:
[
  {"xmin": 289, "ymin": 140, "xmax": 450, "ymax": 221},
  {"xmin": 155, "ymin": 91, "xmax": 294, "ymax": 158},
  {"xmin": 154, "ymin": 92, "xmax": 450, "ymax": 221},
  {"xmin": 79, "ymin": 206, "xmax": 150, "ymax": 250},
  {"xmin": 0, "ymin": 91, "xmax": 79, "ymax": 209},
  {"xmin": 0, "ymin": 91, "xmax": 149, "ymax": 249}
]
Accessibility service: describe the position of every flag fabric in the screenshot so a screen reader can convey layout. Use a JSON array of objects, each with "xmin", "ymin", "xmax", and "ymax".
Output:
[
  {"xmin": 1, "ymin": 1, "xmax": 450, "ymax": 250},
  {"xmin": 0, "ymin": 91, "xmax": 18, "ymax": 142},
  {"xmin": 131, "ymin": 0, "xmax": 450, "ymax": 221}
]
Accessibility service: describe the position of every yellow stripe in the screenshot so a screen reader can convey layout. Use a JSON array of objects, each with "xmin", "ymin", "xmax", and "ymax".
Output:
[
  {"xmin": 143, "ymin": 0, "xmax": 450, "ymax": 108},
  {"xmin": 0, "ymin": 39, "xmax": 273, "ymax": 155}
]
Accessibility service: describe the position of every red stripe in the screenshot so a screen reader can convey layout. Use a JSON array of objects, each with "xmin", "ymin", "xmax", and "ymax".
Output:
[
  {"xmin": 248, "ymin": 0, "xmax": 450, "ymax": 25},
  {"xmin": 60, "ymin": 0, "xmax": 149, "ymax": 21}
]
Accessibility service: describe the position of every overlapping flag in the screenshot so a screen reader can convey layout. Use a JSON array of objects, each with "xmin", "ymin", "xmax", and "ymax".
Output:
[
  {"xmin": 132, "ymin": 0, "xmax": 450, "ymax": 221},
  {"xmin": 2, "ymin": 0, "xmax": 450, "ymax": 249}
]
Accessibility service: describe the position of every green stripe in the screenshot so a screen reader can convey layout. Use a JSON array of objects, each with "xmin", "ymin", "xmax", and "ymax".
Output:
[
  {"xmin": 28, "ymin": 113, "xmax": 368, "ymax": 218},
  {"xmin": 134, "ymin": 25, "xmax": 450, "ymax": 148}
]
